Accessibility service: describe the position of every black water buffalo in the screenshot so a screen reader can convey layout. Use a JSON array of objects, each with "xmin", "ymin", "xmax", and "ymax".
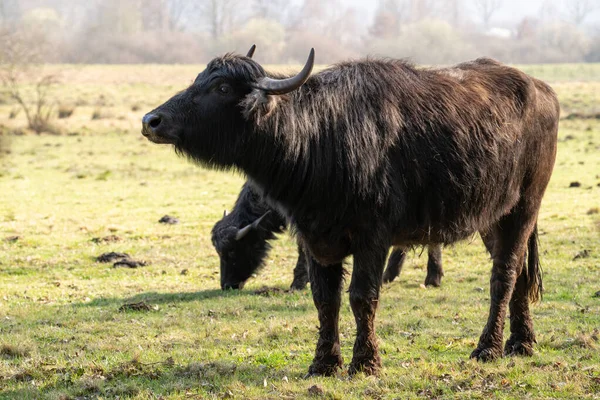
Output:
[
  {"xmin": 213, "ymin": 182, "xmax": 444, "ymax": 290},
  {"xmin": 212, "ymin": 182, "xmax": 309, "ymax": 290},
  {"xmin": 142, "ymin": 46, "xmax": 559, "ymax": 376}
]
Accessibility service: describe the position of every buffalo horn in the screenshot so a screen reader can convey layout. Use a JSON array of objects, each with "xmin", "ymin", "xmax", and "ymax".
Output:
[
  {"xmin": 253, "ymin": 48, "xmax": 315, "ymax": 95},
  {"xmin": 246, "ymin": 44, "xmax": 256, "ymax": 58},
  {"xmin": 223, "ymin": 210, "xmax": 228, "ymax": 217},
  {"xmin": 235, "ymin": 211, "xmax": 271, "ymax": 241}
]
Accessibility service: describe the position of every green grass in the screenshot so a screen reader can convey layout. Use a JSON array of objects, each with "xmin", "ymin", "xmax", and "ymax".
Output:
[{"xmin": 0, "ymin": 64, "xmax": 599, "ymax": 399}]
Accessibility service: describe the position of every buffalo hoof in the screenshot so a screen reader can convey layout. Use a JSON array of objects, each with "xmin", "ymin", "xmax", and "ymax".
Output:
[
  {"xmin": 504, "ymin": 335, "xmax": 535, "ymax": 357},
  {"xmin": 424, "ymin": 274, "xmax": 442, "ymax": 287},
  {"xmin": 382, "ymin": 271, "xmax": 397, "ymax": 284},
  {"xmin": 289, "ymin": 280, "xmax": 308, "ymax": 291},
  {"xmin": 348, "ymin": 355, "xmax": 382, "ymax": 376},
  {"xmin": 306, "ymin": 356, "xmax": 343, "ymax": 377},
  {"xmin": 470, "ymin": 346, "xmax": 502, "ymax": 362}
]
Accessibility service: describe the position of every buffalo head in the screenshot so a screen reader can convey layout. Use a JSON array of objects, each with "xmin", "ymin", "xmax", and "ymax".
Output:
[
  {"xmin": 211, "ymin": 211, "xmax": 271, "ymax": 290},
  {"xmin": 141, "ymin": 45, "xmax": 314, "ymax": 168}
]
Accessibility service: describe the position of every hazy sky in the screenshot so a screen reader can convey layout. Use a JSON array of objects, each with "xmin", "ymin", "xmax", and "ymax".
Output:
[{"xmin": 345, "ymin": 0, "xmax": 600, "ymax": 27}]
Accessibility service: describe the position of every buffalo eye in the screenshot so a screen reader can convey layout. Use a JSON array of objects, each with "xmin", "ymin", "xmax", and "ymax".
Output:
[{"xmin": 218, "ymin": 84, "xmax": 232, "ymax": 95}]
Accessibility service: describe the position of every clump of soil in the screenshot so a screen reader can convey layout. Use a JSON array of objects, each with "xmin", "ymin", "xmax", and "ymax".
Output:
[
  {"xmin": 91, "ymin": 235, "xmax": 122, "ymax": 243},
  {"xmin": 573, "ymin": 249, "xmax": 591, "ymax": 260},
  {"xmin": 96, "ymin": 252, "xmax": 130, "ymax": 263},
  {"xmin": 569, "ymin": 181, "xmax": 581, "ymax": 188},
  {"xmin": 118, "ymin": 301, "xmax": 157, "ymax": 312},
  {"xmin": 0, "ymin": 343, "xmax": 30, "ymax": 358},
  {"xmin": 253, "ymin": 286, "xmax": 287, "ymax": 296},
  {"xmin": 96, "ymin": 252, "xmax": 147, "ymax": 268},
  {"xmin": 159, "ymin": 215, "xmax": 179, "ymax": 224}
]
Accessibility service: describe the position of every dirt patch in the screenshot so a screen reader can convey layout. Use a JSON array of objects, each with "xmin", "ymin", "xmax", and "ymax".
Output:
[
  {"xmin": 573, "ymin": 249, "xmax": 591, "ymax": 260},
  {"xmin": 0, "ymin": 344, "xmax": 30, "ymax": 358},
  {"xmin": 253, "ymin": 286, "xmax": 287, "ymax": 296},
  {"xmin": 4, "ymin": 235, "xmax": 19, "ymax": 243},
  {"xmin": 308, "ymin": 384, "xmax": 324, "ymax": 396},
  {"xmin": 159, "ymin": 215, "xmax": 179, "ymax": 224},
  {"xmin": 96, "ymin": 252, "xmax": 147, "ymax": 268},
  {"xmin": 586, "ymin": 207, "xmax": 599, "ymax": 215},
  {"xmin": 118, "ymin": 301, "xmax": 158, "ymax": 312},
  {"xmin": 91, "ymin": 235, "xmax": 122, "ymax": 243},
  {"xmin": 96, "ymin": 252, "xmax": 130, "ymax": 263}
]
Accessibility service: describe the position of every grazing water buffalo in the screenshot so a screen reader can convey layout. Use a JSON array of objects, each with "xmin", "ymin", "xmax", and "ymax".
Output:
[
  {"xmin": 142, "ymin": 46, "xmax": 559, "ymax": 376},
  {"xmin": 213, "ymin": 182, "xmax": 444, "ymax": 290}
]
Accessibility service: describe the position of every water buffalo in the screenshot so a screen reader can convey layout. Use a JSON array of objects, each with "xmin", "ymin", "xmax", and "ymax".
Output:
[
  {"xmin": 213, "ymin": 182, "xmax": 445, "ymax": 290},
  {"xmin": 142, "ymin": 46, "xmax": 559, "ymax": 376}
]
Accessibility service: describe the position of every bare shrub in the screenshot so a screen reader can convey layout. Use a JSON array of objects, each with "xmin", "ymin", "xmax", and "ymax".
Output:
[{"xmin": 0, "ymin": 30, "xmax": 59, "ymax": 134}]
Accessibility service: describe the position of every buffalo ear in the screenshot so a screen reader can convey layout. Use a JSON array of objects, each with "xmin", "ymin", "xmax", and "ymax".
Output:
[{"xmin": 246, "ymin": 44, "xmax": 256, "ymax": 58}]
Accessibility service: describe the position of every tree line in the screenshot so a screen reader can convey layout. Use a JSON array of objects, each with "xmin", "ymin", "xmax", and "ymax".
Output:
[{"xmin": 0, "ymin": 0, "xmax": 599, "ymax": 64}]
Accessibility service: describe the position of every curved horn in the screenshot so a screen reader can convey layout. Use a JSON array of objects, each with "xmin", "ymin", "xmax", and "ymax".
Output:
[
  {"xmin": 235, "ymin": 211, "xmax": 271, "ymax": 241},
  {"xmin": 253, "ymin": 48, "xmax": 315, "ymax": 95},
  {"xmin": 246, "ymin": 44, "xmax": 256, "ymax": 58},
  {"xmin": 223, "ymin": 210, "xmax": 228, "ymax": 217}
]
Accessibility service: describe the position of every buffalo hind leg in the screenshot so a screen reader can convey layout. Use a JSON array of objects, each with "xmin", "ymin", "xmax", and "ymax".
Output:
[
  {"xmin": 306, "ymin": 256, "xmax": 344, "ymax": 377},
  {"xmin": 382, "ymin": 246, "xmax": 406, "ymax": 283},
  {"xmin": 505, "ymin": 225, "xmax": 541, "ymax": 357},
  {"xmin": 471, "ymin": 213, "xmax": 538, "ymax": 362},
  {"xmin": 424, "ymin": 244, "xmax": 444, "ymax": 287},
  {"xmin": 348, "ymin": 246, "xmax": 387, "ymax": 376},
  {"xmin": 290, "ymin": 245, "xmax": 309, "ymax": 290}
]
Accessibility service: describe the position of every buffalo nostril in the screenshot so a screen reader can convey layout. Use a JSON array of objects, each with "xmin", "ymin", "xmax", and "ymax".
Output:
[
  {"xmin": 149, "ymin": 116, "xmax": 161, "ymax": 128},
  {"xmin": 142, "ymin": 113, "xmax": 162, "ymax": 130}
]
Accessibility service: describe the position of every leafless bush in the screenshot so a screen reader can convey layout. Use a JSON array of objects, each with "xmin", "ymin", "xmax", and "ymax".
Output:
[{"xmin": 0, "ymin": 30, "xmax": 59, "ymax": 134}]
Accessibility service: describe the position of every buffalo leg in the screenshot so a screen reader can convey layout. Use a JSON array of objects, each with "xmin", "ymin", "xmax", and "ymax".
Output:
[
  {"xmin": 424, "ymin": 244, "xmax": 444, "ymax": 287},
  {"xmin": 348, "ymin": 246, "xmax": 387, "ymax": 375},
  {"xmin": 504, "ymin": 224, "xmax": 540, "ymax": 357},
  {"xmin": 306, "ymin": 256, "xmax": 344, "ymax": 376},
  {"xmin": 290, "ymin": 245, "xmax": 309, "ymax": 290},
  {"xmin": 471, "ymin": 211, "xmax": 538, "ymax": 362},
  {"xmin": 382, "ymin": 246, "xmax": 406, "ymax": 283},
  {"xmin": 503, "ymin": 257, "xmax": 536, "ymax": 356}
]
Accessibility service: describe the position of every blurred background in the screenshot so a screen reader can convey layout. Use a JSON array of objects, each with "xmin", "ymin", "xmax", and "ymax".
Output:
[{"xmin": 0, "ymin": 0, "xmax": 599, "ymax": 65}]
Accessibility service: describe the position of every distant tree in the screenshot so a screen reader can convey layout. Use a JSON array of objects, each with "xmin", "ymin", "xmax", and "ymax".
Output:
[
  {"xmin": 564, "ymin": 0, "xmax": 598, "ymax": 26},
  {"xmin": 516, "ymin": 17, "xmax": 538, "ymax": 40},
  {"xmin": 194, "ymin": 0, "xmax": 245, "ymax": 39},
  {"xmin": 473, "ymin": 0, "xmax": 503, "ymax": 28},
  {"xmin": 251, "ymin": 0, "xmax": 288, "ymax": 23},
  {"xmin": 370, "ymin": 0, "xmax": 409, "ymax": 38}
]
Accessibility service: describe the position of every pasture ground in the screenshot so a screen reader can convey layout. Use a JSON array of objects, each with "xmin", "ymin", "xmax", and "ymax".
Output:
[{"xmin": 0, "ymin": 63, "xmax": 599, "ymax": 399}]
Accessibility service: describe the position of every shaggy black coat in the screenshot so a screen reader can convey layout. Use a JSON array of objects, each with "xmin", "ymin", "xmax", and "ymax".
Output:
[{"xmin": 142, "ymin": 51, "xmax": 559, "ymax": 376}]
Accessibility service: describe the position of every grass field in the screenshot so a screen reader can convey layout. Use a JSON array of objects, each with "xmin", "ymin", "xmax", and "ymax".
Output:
[{"xmin": 0, "ymin": 63, "xmax": 599, "ymax": 399}]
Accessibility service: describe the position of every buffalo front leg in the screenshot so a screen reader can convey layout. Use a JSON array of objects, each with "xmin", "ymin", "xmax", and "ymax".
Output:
[
  {"xmin": 306, "ymin": 256, "xmax": 344, "ymax": 377},
  {"xmin": 382, "ymin": 246, "xmax": 406, "ymax": 283},
  {"xmin": 348, "ymin": 247, "xmax": 387, "ymax": 376},
  {"xmin": 290, "ymin": 244, "xmax": 309, "ymax": 290},
  {"xmin": 424, "ymin": 244, "xmax": 444, "ymax": 287}
]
